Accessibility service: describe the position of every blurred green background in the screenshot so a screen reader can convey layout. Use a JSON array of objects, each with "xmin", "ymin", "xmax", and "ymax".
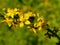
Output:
[{"xmin": 0, "ymin": 0, "xmax": 60, "ymax": 45}]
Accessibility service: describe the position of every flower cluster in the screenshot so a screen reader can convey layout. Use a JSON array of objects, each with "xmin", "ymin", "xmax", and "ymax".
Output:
[{"xmin": 2, "ymin": 8, "xmax": 46, "ymax": 33}]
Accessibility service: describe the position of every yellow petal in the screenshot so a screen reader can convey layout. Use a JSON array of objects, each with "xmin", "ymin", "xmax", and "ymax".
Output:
[
  {"xmin": 38, "ymin": 27, "xmax": 42, "ymax": 31},
  {"xmin": 24, "ymin": 13, "xmax": 30, "ymax": 19},
  {"xmin": 27, "ymin": 26, "xmax": 31, "ymax": 28},
  {"xmin": 19, "ymin": 22, "xmax": 24, "ymax": 28},
  {"xmin": 37, "ymin": 22, "xmax": 42, "ymax": 27},
  {"xmin": 6, "ymin": 12, "xmax": 14, "ymax": 18},
  {"xmin": 7, "ymin": 8, "xmax": 11, "ymax": 12},
  {"xmin": 6, "ymin": 13, "xmax": 11, "ymax": 16},
  {"xmin": 6, "ymin": 19, "xmax": 13, "ymax": 27},
  {"xmin": 7, "ymin": 23, "xmax": 12, "ymax": 27},
  {"xmin": 37, "ymin": 13, "xmax": 40, "ymax": 17},
  {"xmin": 14, "ymin": 8, "xmax": 18, "ymax": 12},
  {"xmin": 25, "ymin": 20, "xmax": 31, "ymax": 25},
  {"xmin": 41, "ymin": 18, "xmax": 46, "ymax": 23},
  {"xmin": 20, "ymin": 15, "xmax": 24, "ymax": 21},
  {"xmin": 31, "ymin": 28, "xmax": 36, "ymax": 34},
  {"xmin": 34, "ymin": 23, "xmax": 37, "ymax": 27},
  {"xmin": 37, "ymin": 18, "xmax": 40, "ymax": 21}
]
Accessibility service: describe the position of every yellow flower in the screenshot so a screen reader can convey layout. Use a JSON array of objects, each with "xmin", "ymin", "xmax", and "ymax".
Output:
[
  {"xmin": 37, "ymin": 16, "xmax": 45, "ymax": 23},
  {"xmin": 6, "ymin": 8, "xmax": 19, "ymax": 18},
  {"xmin": 19, "ymin": 22, "xmax": 24, "ymax": 28},
  {"xmin": 6, "ymin": 12, "xmax": 14, "ymax": 18},
  {"xmin": 34, "ymin": 22, "xmax": 42, "ymax": 28},
  {"xmin": 3, "ymin": 8, "xmax": 46, "ymax": 32},
  {"xmin": 19, "ymin": 13, "xmax": 31, "ymax": 26}
]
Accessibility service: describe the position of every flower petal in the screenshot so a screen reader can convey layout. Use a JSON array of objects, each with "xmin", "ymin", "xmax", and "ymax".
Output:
[
  {"xmin": 19, "ymin": 22, "xmax": 24, "ymax": 28},
  {"xmin": 25, "ymin": 20, "xmax": 31, "ymax": 25}
]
